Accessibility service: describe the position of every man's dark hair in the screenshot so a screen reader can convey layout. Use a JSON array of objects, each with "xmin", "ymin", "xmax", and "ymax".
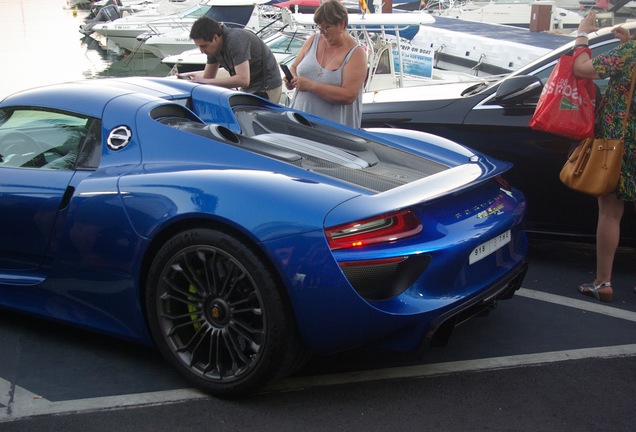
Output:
[{"xmin": 189, "ymin": 16, "xmax": 223, "ymax": 41}]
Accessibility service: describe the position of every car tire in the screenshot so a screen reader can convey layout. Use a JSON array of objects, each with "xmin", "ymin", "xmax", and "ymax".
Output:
[{"xmin": 145, "ymin": 228, "xmax": 304, "ymax": 398}]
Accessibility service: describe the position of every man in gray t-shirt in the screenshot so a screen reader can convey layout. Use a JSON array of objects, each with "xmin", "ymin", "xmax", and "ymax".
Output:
[{"xmin": 186, "ymin": 16, "xmax": 282, "ymax": 102}]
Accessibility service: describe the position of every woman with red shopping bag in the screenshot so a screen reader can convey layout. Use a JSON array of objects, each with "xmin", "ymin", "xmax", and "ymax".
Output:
[{"xmin": 570, "ymin": 11, "xmax": 636, "ymax": 302}]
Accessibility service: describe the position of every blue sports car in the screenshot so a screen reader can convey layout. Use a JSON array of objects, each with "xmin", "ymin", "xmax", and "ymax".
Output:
[{"xmin": 0, "ymin": 78, "xmax": 528, "ymax": 398}]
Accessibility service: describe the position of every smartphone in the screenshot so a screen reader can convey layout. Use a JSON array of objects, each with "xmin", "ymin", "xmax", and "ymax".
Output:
[{"xmin": 280, "ymin": 64, "xmax": 293, "ymax": 82}]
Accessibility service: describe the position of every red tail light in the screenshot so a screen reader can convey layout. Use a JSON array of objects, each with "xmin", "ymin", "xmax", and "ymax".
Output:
[
  {"xmin": 325, "ymin": 209, "xmax": 422, "ymax": 250},
  {"xmin": 495, "ymin": 175, "xmax": 510, "ymax": 190}
]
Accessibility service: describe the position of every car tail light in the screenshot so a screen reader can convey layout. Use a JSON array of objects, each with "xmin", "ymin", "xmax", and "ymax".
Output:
[
  {"xmin": 495, "ymin": 175, "xmax": 510, "ymax": 190},
  {"xmin": 325, "ymin": 209, "xmax": 422, "ymax": 250}
]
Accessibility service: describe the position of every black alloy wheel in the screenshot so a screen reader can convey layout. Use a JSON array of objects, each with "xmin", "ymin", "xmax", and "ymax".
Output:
[{"xmin": 146, "ymin": 228, "xmax": 303, "ymax": 398}]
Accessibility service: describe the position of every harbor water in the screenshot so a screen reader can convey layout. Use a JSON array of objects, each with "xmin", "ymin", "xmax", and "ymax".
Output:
[
  {"xmin": 0, "ymin": 0, "xmax": 171, "ymax": 99},
  {"xmin": 2, "ymin": 1, "xmax": 630, "ymax": 100}
]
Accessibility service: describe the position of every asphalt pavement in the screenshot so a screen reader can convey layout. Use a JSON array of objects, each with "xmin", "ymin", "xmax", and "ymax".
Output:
[{"xmin": 1, "ymin": 237, "xmax": 635, "ymax": 431}]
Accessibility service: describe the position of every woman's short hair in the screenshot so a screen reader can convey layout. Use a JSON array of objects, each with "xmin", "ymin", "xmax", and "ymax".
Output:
[{"xmin": 314, "ymin": 0, "xmax": 349, "ymax": 27}]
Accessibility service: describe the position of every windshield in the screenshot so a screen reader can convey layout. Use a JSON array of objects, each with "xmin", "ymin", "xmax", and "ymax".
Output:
[
  {"xmin": 462, "ymin": 29, "xmax": 629, "ymax": 98},
  {"xmin": 266, "ymin": 33, "xmax": 307, "ymax": 54},
  {"xmin": 181, "ymin": 5, "xmax": 213, "ymax": 19},
  {"xmin": 508, "ymin": 35, "xmax": 625, "ymax": 94}
]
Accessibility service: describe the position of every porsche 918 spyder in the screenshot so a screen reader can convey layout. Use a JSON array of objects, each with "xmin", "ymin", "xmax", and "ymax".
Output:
[{"xmin": 0, "ymin": 77, "xmax": 527, "ymax": 398}]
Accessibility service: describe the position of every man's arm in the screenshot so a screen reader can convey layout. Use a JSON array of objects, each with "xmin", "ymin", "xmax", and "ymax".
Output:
[
  {"xmin": 203, "ymin": 63, "xmax": 220, "ymax": 79},
  {"xmin": 192, "ymin": 61, "xmax": 250, "ymax": 89}
]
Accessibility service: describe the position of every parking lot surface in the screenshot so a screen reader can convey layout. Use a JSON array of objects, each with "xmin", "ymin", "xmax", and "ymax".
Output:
[{"xmin": 1, "ymin": 238, "xmax": 635, "ymax": 430}]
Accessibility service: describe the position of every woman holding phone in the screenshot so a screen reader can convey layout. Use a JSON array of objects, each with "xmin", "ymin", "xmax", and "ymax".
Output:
[{"xmin": 284, "ymin": 0, "xmax": 367, "ymax": 128}]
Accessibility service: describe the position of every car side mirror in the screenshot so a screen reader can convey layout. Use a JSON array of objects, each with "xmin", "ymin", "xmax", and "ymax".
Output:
[{"xmin": 493, "ymin": 75, "xmax": 543, "ymax": 106}]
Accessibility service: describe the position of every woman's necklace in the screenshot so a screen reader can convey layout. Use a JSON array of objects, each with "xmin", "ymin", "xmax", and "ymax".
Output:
[{"xmin": 316, "ymin": 40, "xmax": 347, "ymax": 78}]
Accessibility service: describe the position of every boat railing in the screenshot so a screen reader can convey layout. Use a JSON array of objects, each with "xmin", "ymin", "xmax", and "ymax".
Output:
[{"xmin": 289, "ymin": 12, "xmax": 438, "ymax": 91}]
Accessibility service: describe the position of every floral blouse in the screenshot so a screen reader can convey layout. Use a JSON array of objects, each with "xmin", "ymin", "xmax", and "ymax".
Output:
[{"xmin": 593, "ymin": 40, "xmax": 636, "ymax": 201}]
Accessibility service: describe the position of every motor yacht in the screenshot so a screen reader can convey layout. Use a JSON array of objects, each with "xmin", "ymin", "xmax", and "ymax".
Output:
[
  {"xmin": 426, "ymin": 0, "xmax": 582, "ymax": 29},
  {"xmin": 140, "ymin": 0, "xmax": 275, "ymax": 58},
  {"xmin": 91, "ymin": 0, "xmax": 220, "ymax": 54}
]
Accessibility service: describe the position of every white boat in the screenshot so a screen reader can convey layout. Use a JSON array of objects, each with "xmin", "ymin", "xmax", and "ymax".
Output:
[
  {"xmin": 90, "ymin": 0, "xmax": 215, "ymax": 53},
  {"xmin": 163, "ymin": 27, "xmax": 311, "ymax": 72},
  {"xmin": 163, "ymin": 9, "xmax": 427, "ymax": 73},
  {"xmin": 272, "ymin": 12, "xmax": 505, "ymax": 106},
  {"xmin": 164, "ymin": 6, "xmax": 571, "ymax": 79},
  {"xmin": 299, "ymin": 10, "xmax": 570, "ymax": 76},
  {"xmin": 426, "ymin": 0, "xmax": 583, "ymax": 29},
  {"xmin": 118, "ymin": 0, "xmax": 170, "ymax": 15},
  {"xmin": 162, "ymin": 7, "xmax": 574, "ymax": 109},
  {"xmin": 140, "ymin": 0, "xmax": 276, "ymax": 58},
  {"xmin": 163, "ymin": 12, "xmax": 491, "ymax": 104},
  {"xmin": 414, "ymin": 14, "xmax": 572, "ymax": 76},
  {"xmin": 160, "ymin": 2, "xmax": 326, "ymax": 67},
  {"xmin": 70, "ymin": 0, "xmax": 184, "ymax": 12},
  {"xmin": 81, "ymin": 0, "xmax": 176, "ymax": 36},
  {"xmin": 80, "ymin": 3, "xmax": 124, "ymax": 36}
]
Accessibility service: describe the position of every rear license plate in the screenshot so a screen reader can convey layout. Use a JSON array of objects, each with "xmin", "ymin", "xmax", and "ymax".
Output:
[{"xmin": 469, "ymin": 230, "xmax": 511, "ymax": 264}]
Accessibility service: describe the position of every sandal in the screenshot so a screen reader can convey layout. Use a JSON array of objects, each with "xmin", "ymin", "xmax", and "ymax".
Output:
[{"xmin": 578, "ymin": 281, "xmax": 613, "ymax": 302}]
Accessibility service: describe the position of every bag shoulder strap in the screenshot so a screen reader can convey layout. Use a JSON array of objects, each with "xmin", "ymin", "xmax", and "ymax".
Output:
[{"xmin": 620, "ymin": 65, "xmax": 636, "ymax": 137}]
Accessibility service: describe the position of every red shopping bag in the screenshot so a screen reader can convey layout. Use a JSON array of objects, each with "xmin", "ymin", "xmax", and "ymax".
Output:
[{"xmin": 529, "ymin": 47, "xmax": 596, "ymax": 140}]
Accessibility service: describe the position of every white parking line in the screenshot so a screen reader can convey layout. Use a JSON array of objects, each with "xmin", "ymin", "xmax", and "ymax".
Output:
[
  {"xmin": 516, "ymin": 288, "xmax": 636, "ymax": 322},
  {"xmin": 0, "ymin": 383, "xmax": 208, "ymax": 423},
  {"xmin": 1, "ymin": 288, "xmax": 635, "ymax": 423},
  {"xmin": 266, "ymin": 344, "xmax": 636, "ymax": 392}
]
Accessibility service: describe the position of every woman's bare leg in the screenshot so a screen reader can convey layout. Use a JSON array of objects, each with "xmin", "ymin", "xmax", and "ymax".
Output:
[{"xmin": 595, "ymin": 192, "xmax": 625, "ymax": 283}]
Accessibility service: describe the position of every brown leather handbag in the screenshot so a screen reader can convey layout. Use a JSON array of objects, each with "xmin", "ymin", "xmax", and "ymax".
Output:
[{"xmin": 559, "ymin": 68, "xmax": 636, "ymax": 197}]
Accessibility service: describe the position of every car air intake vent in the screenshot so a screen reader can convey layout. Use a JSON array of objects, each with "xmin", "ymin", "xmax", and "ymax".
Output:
[
  {"xmin": 207, "ymin": 125, "xmax": 240, "ymax": 143},
  {"xmin": 248, "ymin": 132, "xmax": 447, "ymax": 192},
  {"xmin": 285, "ymin": 111, "xmax": 312, "ymax": 126},
  {"xmin": 150, "ymin": 105, "xmax": 191, "ymax": 121},
  {"xmin": 253, "ymin": 133, "xmax": 370, "ymax": 169},
  {"xmin": 341, "ymin": 254, "xmax": 431, "ymax": 300}
]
